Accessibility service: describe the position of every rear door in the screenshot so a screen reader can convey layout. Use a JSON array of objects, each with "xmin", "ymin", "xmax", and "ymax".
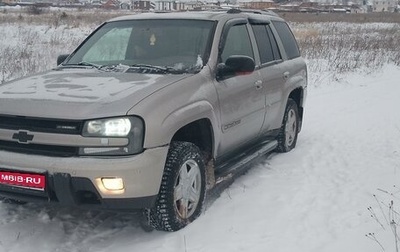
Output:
[
  {"xmin": 270, "ymin": 21, "xmax": 305, "ymax": 130},
  {"xmin": 251, "ymin": 22, "xmax": 286, "ymax": 134}
]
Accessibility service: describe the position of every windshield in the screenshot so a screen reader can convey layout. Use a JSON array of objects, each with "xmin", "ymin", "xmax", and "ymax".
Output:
[{"xmin": 65, "ymin": 19, "xmax": 215, "ymax": 74}]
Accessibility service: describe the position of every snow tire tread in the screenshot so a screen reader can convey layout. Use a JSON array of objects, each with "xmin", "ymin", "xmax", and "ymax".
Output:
[{"xmin": 146, "ymin": 141, "xmax": 206, "ymax": 232}]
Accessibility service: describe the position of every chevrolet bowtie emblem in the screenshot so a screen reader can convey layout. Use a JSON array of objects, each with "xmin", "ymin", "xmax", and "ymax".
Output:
[{"xmin": 12, "ymin": 131, "xmax": 34, "ymax": 144}]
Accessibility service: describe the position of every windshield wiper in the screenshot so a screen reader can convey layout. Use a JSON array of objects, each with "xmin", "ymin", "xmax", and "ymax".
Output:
[
  {"xmin": 61, "ymin": 61, "xmax": 104, "ymax": 70},
  {"xmin": 77, "ymin": 61, "xmax": 104, "ymax": 69},
  {"xmin": 60, "ymin": 62, "xmax": 190, "ymax": 74},
  {"xmin": 60, "ymin": 62, "xmax": 129, "ymax": 73},
  {"xmin": 128, "ymin": 64, "xmax": 185, "ymax": 74}
]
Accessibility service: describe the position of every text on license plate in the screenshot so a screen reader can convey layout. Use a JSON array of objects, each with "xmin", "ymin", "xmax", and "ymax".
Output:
[{"xmin": 0, "ymin": 171, "xmax": 46, "ymax": 191}]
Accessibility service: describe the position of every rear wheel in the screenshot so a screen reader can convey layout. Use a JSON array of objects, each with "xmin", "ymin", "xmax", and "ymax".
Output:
[
  {"xmin": 277, "ymin": 98, "xmax": 299, "ymax": 152},
  {"xmin": 146, "ymin": 141, "xmax": 206, "ymax": 231}
]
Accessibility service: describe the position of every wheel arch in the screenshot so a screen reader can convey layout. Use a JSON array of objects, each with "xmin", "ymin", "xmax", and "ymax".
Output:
[
  {"xmin": 171, "ymin": 118, "xmax": 214, "ymax": 161},
  {"xmin": 171, "ymin": 118, "xmax": 216, "ymax": 189}
]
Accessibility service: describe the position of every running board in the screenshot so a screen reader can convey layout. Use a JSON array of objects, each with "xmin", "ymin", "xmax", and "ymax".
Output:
[{"xmin": 208, "ymin": 140, "xmax": 277, "ymax": 199}]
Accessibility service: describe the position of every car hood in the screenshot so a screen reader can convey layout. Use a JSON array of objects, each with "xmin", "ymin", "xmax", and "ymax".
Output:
[{"xmin": 0, "ymin": 68, "xmax": 188, "ymax": 119}]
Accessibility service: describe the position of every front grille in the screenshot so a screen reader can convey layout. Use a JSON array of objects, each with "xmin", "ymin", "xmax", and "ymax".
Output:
[
  {"xmin": 0, "ymin": 115, "xmax": 83, "ymax": 157},
  {"xmin": 0, "ymin": 115, "xmax": 83, "ymax": 134},
  {"xmin": 0, "ymin": 140, "xmax": 78, "ymax": 157}
]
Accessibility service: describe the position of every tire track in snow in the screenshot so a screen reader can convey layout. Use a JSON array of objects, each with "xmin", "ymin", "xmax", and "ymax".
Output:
[{"xmin": 0, "ymin": 203, "xmax": 143, "ymax": 252}]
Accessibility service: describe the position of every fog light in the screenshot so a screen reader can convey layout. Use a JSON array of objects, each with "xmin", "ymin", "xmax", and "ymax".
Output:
[
  {"xmin": 102, "ymin": 177, "xmax": 124, "ymax": 190},
  {"xmin": 96, "ymin": 177, "xmax": 125, "ymax": 195}
]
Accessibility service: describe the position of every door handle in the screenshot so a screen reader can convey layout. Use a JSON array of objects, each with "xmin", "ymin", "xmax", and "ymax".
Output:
[
  {"xmin": 254, "ymin": 80, "xmax": 262, "ymax": 90},
  {"xmin": 283, "ymin": 71, "xmax": 290, "ymax": 80}
]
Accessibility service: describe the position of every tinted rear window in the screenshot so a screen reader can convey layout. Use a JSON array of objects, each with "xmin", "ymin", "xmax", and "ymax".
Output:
[
  {"xmin": 252, "ymin": 25, "xmax": 274, "ymax": 64},
  {"xmin": 252, "ymin": 24, "xmax": 282, "ymax": 64}
]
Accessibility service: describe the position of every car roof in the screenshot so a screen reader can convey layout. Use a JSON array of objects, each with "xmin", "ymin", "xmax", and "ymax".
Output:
[{"xmin": 108, "ymin": 9, "xmax": 284, "ymax": 23}]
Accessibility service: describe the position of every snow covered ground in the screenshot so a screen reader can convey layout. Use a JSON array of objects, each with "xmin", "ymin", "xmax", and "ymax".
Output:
[
  {"xmin": 0, "ymin": 63, "xmax": 399, "ymax": 251},
  {"xmin": 0, "ymin": 12, "xmax": 399, "ymax": 251}
]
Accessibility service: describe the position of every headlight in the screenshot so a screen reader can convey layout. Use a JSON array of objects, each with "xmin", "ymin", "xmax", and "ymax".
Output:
[
  {"xmin": 81, "ymin": 116, "xmax": 144, "ymax": 156},
  {"xmin": 85, "ymin": 118, "xmax": 131, "ymax": 137}
]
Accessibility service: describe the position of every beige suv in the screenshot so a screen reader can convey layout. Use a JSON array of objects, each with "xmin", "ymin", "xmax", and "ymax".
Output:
[{"xmin": 0, "ymin": 9, "xmax": 307, "ymax": 231}]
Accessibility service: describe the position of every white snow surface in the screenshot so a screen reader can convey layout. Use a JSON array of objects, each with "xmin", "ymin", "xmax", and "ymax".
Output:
[{"xmin": 0, "ymin": 64, "xmax": 400, "ymax": 252}]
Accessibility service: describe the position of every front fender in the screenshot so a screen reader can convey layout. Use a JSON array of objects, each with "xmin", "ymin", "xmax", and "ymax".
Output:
[
  {"xmin": 161, "ymin": 100, "xmax": 219, "ymax": 146},
  {"xmin": 127, "ymin": 71, "xmax": 220, "ymax": 153}
]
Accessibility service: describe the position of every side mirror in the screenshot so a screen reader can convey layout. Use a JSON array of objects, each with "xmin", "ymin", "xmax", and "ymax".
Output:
[
  {"xmin": 57, "ymin": 54, "xmax": 69, "ymax": 65},
  {"xmin": 217, "ymin": 55, "xmax": 255, "ymax": 80}
]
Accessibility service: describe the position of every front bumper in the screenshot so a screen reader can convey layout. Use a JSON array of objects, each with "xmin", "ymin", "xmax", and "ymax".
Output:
[{"xmin": 0, "ymin": 146, "xmax": 169, "ymax": 209}]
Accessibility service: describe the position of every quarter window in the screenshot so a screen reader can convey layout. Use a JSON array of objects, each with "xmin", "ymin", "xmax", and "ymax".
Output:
[{"xmin": 272, "ymin": 21, "xmax": 300, "ymax": 60}]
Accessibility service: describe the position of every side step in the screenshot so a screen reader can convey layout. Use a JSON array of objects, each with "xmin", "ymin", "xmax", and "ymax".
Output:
[{"xmin": 207, "ymin": 140, "xmax": 277, "ymax": 201}]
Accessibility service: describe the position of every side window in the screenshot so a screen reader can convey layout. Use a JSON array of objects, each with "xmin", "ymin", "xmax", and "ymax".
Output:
[
  {"xmin": 221, "ymin": 24, "xmax": 254, "ymax": 63},
  {"xmin": 266, "ymin": 25, "xmax": 282, "ymax": 61},
  {"xmin": 252, "ymin": 25, "xmax": 275, "ymax": 64},
  {"xmin": 272, "ymin": 21, "xmax": 300, "ymax": 60}
]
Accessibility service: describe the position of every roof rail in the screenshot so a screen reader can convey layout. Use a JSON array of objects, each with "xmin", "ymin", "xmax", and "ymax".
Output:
[{"xmin": 226, "ymin": 8, "xmax": 278, "ymax": 17}]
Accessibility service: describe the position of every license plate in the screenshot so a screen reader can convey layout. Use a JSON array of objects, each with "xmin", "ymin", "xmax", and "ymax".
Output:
[{"xmin": 0, "ymin": 171, "xmax": 46, "ymax": 191}]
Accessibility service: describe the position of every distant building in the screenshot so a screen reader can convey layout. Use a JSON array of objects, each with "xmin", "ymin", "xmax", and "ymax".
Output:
[
  {"xmin": 155, "ymin": 0, "xmax": 174, "ymax": 10},
  {"xmin": 155, "ymin": 0, "xmax": 186, "ymax": 11},
  {"xmin": 277, "ymin": 1, "xmax": 321, "ymax": 12},
  {"xmin": 278, "ymin": 1, "xmax": 302, "ymax": 11},
  {"xmin": 120, "ymin": 1, "xmax": 131, "ymax": 9},
  {"xmin": 240, "ymin": 0, "xmax": 277, "ymax": 10},
  {"xmin": 133, "ymin": 0, "xmax": 155, "ymax": 10},
  {"xmin": 184, "ymin": 1, "xmax": 204, "ymax": 10},
  {"xmin": 203, "ymin": 0, "xmax": 222, "ymax": 10},
  {"xmin": 1, "ymin": 0, "xmax": 18, "ymax": 5},
  {"xmin": 101, "ymin": 0, "xmax": 119, "ymax": 9},
  {"xmin": 91, "ymin": 0, "xmax": 103, "ymax": 7},
  {"xmin": 372, "ymin": 0, "xmax": 397, "ymax": 11}
]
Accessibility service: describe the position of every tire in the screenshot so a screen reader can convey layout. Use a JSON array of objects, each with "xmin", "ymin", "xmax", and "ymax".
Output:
[
  {"xmin": 146, "ymin": 141, "xmax": 206, "ymax": 231},
  {"xmin": 276, "ymin": 98, "xmax": 299, "ymax": 153}
]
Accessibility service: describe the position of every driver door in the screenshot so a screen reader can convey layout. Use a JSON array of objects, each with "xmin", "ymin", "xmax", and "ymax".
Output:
[{"xmin": 214, "ymin": 21, "xmax": 266, "ymax": 157}]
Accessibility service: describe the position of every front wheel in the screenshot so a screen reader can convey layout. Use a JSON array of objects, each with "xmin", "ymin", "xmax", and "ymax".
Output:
[
  {"xmin": 276, "ymin": 98, "xmax": 299, "ymax": 152},
  {"xmin": 146, "ymin": 141, "xmax": 206, "ymax": 231}
]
